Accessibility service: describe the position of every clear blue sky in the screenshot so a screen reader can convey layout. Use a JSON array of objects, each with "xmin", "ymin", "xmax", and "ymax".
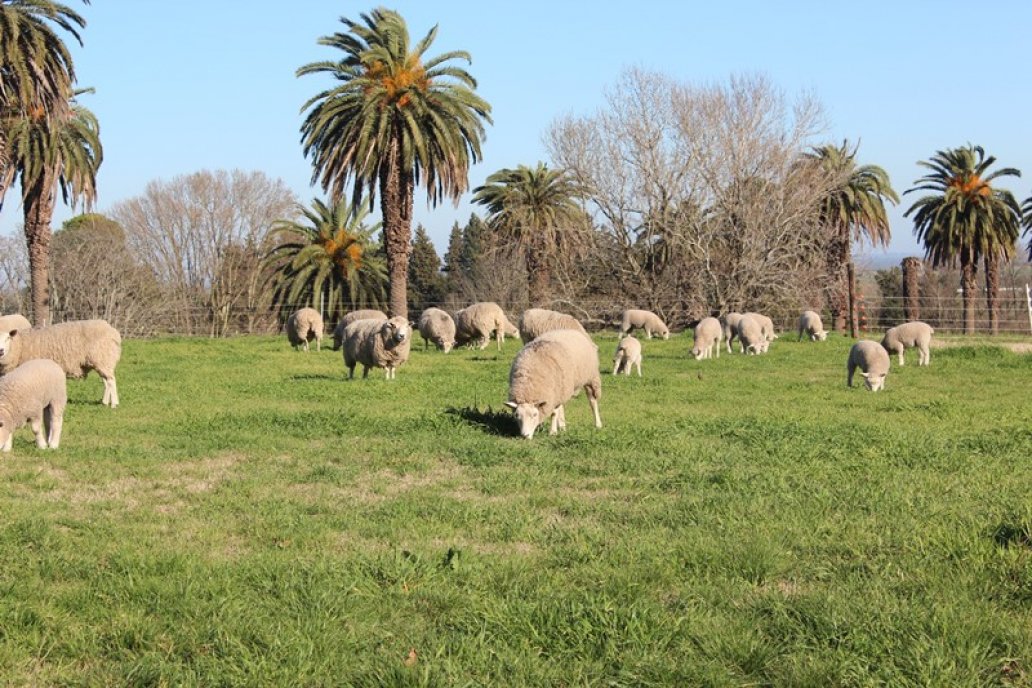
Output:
[{"xmin": 3, "ymin": 0, "xmax": 1031, "ymax": 264}]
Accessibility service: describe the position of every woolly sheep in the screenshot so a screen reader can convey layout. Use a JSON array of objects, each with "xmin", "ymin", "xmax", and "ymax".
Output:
[
  {"xmin": 455, "ymin": 302, "xmax": 517, "ymax": 351},
  {"xmin": 519, "ymin": 308, "xmax": 587, "ymax": 343},
  {"xmin": 332, "ymin": 309, "xmax": 388, "ymax": 351},
  {"xmin": 0, "ymin": 320, "xmax": 121, "ymax": 407},
  {"xmin": 797, "ymin": 310, "xmax": 828, "ymax": 342},
  {"xmin": 744, "ymin": 312, "xmax": 778, "ymax": 342},
  {"xmin": 847, "ymin": 340, "xmax": 890, "ymax": 391},
  {"xmin": 881, "ymin": 321, "xmax": 934, "ymax": 366},
  {"xmin": 418, "ymin": 307, "xmax": 456, "ymax": 353},
  {"xmin": 506, "ymin": 329, "xmax": 602, "ymax": 438},
  {"xmin": 0, "ymin": 359, "xmax": 66, "ymax": 451},
  {"xmin": 691, "ymin": 317, "xmax": 723, "ymax": 360},
  {"xmin": 736, "ymin": 315, "xmax": 769, "ymax": 355},
  {"xmin": 722, "ymin": 312, "xmax": 744, "ymax": 353},
  {"xmin": 612, "ymin": 335, "xmax": 642, "ymax": 376},
  {"xmin": 343, "ymin": 316, "xmax": 412, "ymax": 380},
  {"xmin": 0, "ymin": 314, "xmax": 32, "ymax": 333},
  {"xmin": 619, "ymin": 309, "xmax": 669, "ymax": 339},
  {"xmin": 287, "ymin": 307, "xmax": 324, "ymax": 352}
]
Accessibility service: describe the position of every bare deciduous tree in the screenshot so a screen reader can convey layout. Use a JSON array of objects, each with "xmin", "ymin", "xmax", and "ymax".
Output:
[{"xmin": 0, "ymin": 233, "xmax": 29, "ymax": 314}]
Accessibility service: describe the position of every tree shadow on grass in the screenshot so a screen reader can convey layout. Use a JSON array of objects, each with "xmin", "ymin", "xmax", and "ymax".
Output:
[{"xmin": 445, "ymin": 405, "xmax": 517, "ymax": 437}]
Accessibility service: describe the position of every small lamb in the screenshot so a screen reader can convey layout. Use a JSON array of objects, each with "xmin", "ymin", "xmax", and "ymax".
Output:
[
  {"xmin": 797, "ymin": 310, "xmax": 828, "ymax": 342},
  {"xmin": 736, "ymin": 315, "xmax": 769, "ymax": 355},
  {"xmin": 343, "ymin": 316, "xmax": 412, "ymax": 379},
  {"xmin": 744, "ymin": 312, "xmax": 778, "ymax": 342},
  {"xmin": 519, "ymin": 308, "xmax": 587, "ymax": 343},
  {"xmin": 455, "ymin": 302, "xmax": 516, "ymax": 351},
  {"xmin": 847, "ymin": 340, "xmax": 890, "ymax": 391},
  {"xmin": 287, "ymin": 307, "xmax": 324, "ymax": 352},
  {"xmin": 691, "ymin": 317, "xmax": 723, "ymax": 360},
  {"xmin": 417, "ymin": 307, "xmax": 456, "ymax": 353},
  {"xmin": 0, "ymin": 359, "xmax": 67, "ymax": 451},
  {"xmin": 332, "ymin": 309, "xmax": 387, "ymax": 351},
  {"xmin": 881, "ymin": 321, "xmax": 934, "ymax": 366},
  {"xmin": 722, "ymin": 312, "xmax": 744, "ymax": 353},
  {"xmin": 619, "ymin": 309, "xmax": 669, "ymax": 340},
  {"xmin": 506, "ymin": 329, "xmax": 602, "ymax": 438},
  {"xmin": 612, "ymin": 335, "xmax": 642, "ymax": 376}
]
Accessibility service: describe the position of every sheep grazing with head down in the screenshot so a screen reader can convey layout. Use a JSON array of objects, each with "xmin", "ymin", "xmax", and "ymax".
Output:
[
  {"xmin": 343, "ymin": 316, "xmax": 412, "ymax": 379},
  {"xmin": 691, "ymin": 317, "xmax": 723, "ymax": 360},
  {"xmin": 455, "ymin": 302, "xmax": 517, "ymax": 351},
  {"xmin": 0, "ymin": 359, "xmax": 66, "ymax": 451},
  {"xmin": 744, "ymin": 312, "xmax": 778, "ymax": 342},
  {"xmin": 286, "ymin": 307, "xmax": 324, "ymax": 352},
  {"xmin": 797, "ymin": 310, "xmax": 828, "ymax": 342},
  {"xmin": 619, "ymin": 309, "xmax": 669, "ymax": 339},
  {"xmin": 418, "ymin": 307, "xmax": 456, "ymax": 353},
  {"xmin": 847, "ymin": 340, "xmax": 890, "ymax": 391},
  {"xmin": 612, "ymin": 335, "xmax": 642, "ymax": 376},
  {"xmin": 0, "ymin": 319, "xmax": 121, "ymax": 407},
  {"xmin": 519, "ymin": 308, "xmax": 587, "ymax": 344},
  {"xmin": 881, "ymin": 321, "xmax": 934, "ymax": 366},
  {"xmin": 736, "ymin": 315, "xmax": 768, "ymax": 355},
  {"xmin": 722, "ymin": 312, "xmax": 744, "ymax": 353},
  {"xmin": 333, "ymin": 309, "xmax": 387, "ymax": 351},
  {"xmin": 506, "ymin": 329, "xmax": 602, "ymax": 439}
]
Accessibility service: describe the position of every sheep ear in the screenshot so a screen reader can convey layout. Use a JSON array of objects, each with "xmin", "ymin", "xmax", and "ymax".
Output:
[
  {"xmin": 504, "ymin": 401, "xmax": 517, "ymax": 410},
  {"xmin": 7, "ymin": 329, "xmax": 17, "ymax": 338},
  {"xmin": 859, "ymin": 372, "xmax": 870, "ymax": 379},
  {"xmin": 536, "ymin": 401, "xmax": 548, "ymax": 410}
]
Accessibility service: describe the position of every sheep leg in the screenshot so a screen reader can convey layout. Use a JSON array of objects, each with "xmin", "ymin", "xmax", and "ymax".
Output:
[
  {"xmin": 2, "ymin": 433, "xmax": 11, "ymax": 452},
  {"xmin": 919, "ymin": 345, "xmax": 930, "ymax": 366},
  {"xmin": 100, "ymin": 373, "xmax": 119, "ymax": 408},
  {"xmin": 495, "ymin": 330, "xmax": 502, "ymax": 352},
  {"xmin": 898, "ymin": 349, "xmax": 905, "ymax": 366},
  {"xmin": 587, "ymin": 392, "xmax": 602, "ymax": 429},
  {"xmin": 847, "ymin": 362, "xmax": 855, "ymax": 387},
  {"xmin": 46, "ymin": 402, "xmax": 63, "ymax": 449},
  {"xmin": 362, "ymin": 366, "xmax": 370, "ymax": 379},
  {"xmin": 30, "ymin": 413, "xmax": 46, "ymax": 449},
  {"xmin": 612, "ymin": 358, "xmax": 620, "ymax": 376},
  {"xmin": 549, "ymin": 406, "xmax": 564, "ymax": 435},
  {"xmin": 635, "ymin": 357, "xmax": 642, "ymax": 377},
  {"xmin": 346, "ymin": 364, "xmax": 356, "ymax": 379}
]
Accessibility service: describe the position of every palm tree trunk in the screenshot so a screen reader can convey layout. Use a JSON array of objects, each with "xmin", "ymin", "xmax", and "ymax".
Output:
[
  {"xmin": 23, "ymin": 173, "xmax": 56, "ymax": 327},
  {"xmin": 901, "ymin": 257, "xmax": 921, "ymax": 321},
  {"xmin": 960, "ymin": 249, "xmax": 977, "ymax": 335},
  {"xmin": 525, "ymin": 243, "xmax": 551, "ymax": 307},
  {"xmin": 827, "ymin": 228, "xmax": 848, "ymax": 333},
  {"xmin": 984, "ymin": 254, "xmax": 1000, "ymax": 336},
  {"xmin": 846, "ymin": 259, "xmax": 857, "ymax": 338},
  {"xmin": 379, "ymin": 140, "xmax": 414, "ymax": 319}
]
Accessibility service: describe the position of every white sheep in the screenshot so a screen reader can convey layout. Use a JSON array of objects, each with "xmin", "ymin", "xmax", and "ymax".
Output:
[
  {"xmin": 0, "ymin": 319, "xmax": 121, "ymax": 407},
  {"xmin": 797, "ymin": 310, "xmax": 828, "ymax": 342},
  {"xmin": 454, "ymin": 302, "xmax": 517, "ymax": 351},
  {"xmin": 343, "ymin": 316, "xmax": 412, "ymax": 379},
  {"xmin": 417, "ymin": 307, "xmax": 456, "ymax": 353},
  {"xmin": 722, "ymin": 312, "xmax": 744, "ymax": 353},
  {"xmin": 881, "ymin": 321, "xmax": 934, "ymax": 366},
  {"xmin": 0, "ymin": 359, "xmax": 66, "ymax": 451},
  {"xmin": 286, "ymin": 307, "xmax": 324, "ymax": 352},
  {"xmin": 332, "ymin": 309, "xmax": 387, "ymax": 351},
  {"xmin": 744, "ymin": 312, "xmax": 778, "ymax": 342},
  {"xmin": 0, "ymin": 314, "xmax": 32, "ymax": 333},
  {"xmin": 506, "ymin": 329, "xmax": 602, "ymax": 438},
  {"xmin": 691, "ymin": 317, "xmax": 723, "ymax": 360},
  {"xmin": 736, "ymin": 315, "xmax": 769, "ymax": 355},
  {"xmin": 619, "ymin": 309, "xmax": 669, "ymax": 339},
  {"xmin": 519, "ymin": 308, "xmax": 587, "ymax": 343},
  {"xmin": 612, "ymin": 335, "xmax": 642, "ymax": 376},
  {"xmin": 847, "ymin": 340, "xmax": 891, "ymax": 391}
]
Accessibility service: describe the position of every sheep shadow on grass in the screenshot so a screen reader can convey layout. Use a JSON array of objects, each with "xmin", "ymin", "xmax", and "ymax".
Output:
[{"xmin": 445, "ymin": 405, "xmax": 518, "ymax": 437}]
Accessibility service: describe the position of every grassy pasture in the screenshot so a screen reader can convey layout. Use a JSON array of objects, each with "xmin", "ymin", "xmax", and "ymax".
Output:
[{"xmin": 1, "ymin": 331, "xmax": 1031, "ymax": 686}]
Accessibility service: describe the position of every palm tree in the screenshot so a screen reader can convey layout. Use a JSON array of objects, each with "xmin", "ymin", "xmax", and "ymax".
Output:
[
  {"xmin": 266, "ymin": 197, "xmax": 387, "ymax": 322},
  {"xmin": 905, "ymin": 145, "xmax": 1021, "ymax": 335},
  {"xmin": 1021, "ymin": 195, "xmax": 1032, "ymax": 261},
  {"xmin": 5, "ymin": 91, "xmax": 101, "ymax": 325},
  {"xmin": 297, "ymin": 8, "xmax": 491, "ymax": 318},
  {"xmin": 472, "ymin": 162, "xmax": 587, "ymax": 306},
  {"xmin": 0, "ymin": 0, "xmax": 88, "ymax": 209},
  {"xmin": 803, "ymin": 141, "xmax": 898, "ymax": 337}
]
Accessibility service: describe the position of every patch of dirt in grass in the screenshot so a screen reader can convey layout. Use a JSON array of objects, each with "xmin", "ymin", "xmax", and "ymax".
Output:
[{"xmin": 295, "ymin": 461, "xmax": 469, "ymax": 505}]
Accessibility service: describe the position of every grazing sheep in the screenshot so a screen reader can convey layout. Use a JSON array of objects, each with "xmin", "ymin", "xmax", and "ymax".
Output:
[
  {"xmin": 0, "ymin": 359, "xmax": 66, "ymax": 451},
  {"xmin": 848, "ymin": 340, "xmax": 891, "ymax": 391},
  {"xmin": 343, "ymin": 316, "xmax": 412, "ymax": 379},
  {"xmin": 744, "ymin": 312, "xmax": 778, "ymax": 342},
  {"xmin": 418, "ymin": 307, "xmax": 456, "ymax": 353},
  {"xmin": 881, "ymin": 321, "xmax": 934, "ymax": 366},
  {"xmin": 722, "ymin": 312, "xmax": 744, "ymax": 353},
  {"xmin": 332, "ymin": 309, "xmax": 387, "ymax": 351},
  {"xmin": 619, "ymin": 309, "xmax": 669, "ymax": 339},
  {"xmin": 0, "ymin": 320, "xmax": 121, "ymax": 407},
  {"xmin": 506, "ymin": 329, "xmax": 602, "ymax": 438},
  {"xmin": 797, "ymin": 310, "xmax": 828, "ymax": 342},
  {"xmin": 519, "ymin": 308, "xmax": 587, "ymax": 343},
  {"xmin": 736, "ymin": 315, "xmax": 769, "ymax": 355},
  {"xmin": 612, "ymin": 335, "xmax": 642, "ymax": 376},
  {"xmin": 455, "ymin": 302, "xmax": 516, "ymax": 351},
  {"xmin": 287, "ymin": 307, "xmax": 324, "ymax": 352},
  {"xmin": 0, "ymin": 314, "xmax": 32, "ymax": 333},
  {"xmin": 691, "ymin": 317, "xmax": 723, "ymax": 360}
]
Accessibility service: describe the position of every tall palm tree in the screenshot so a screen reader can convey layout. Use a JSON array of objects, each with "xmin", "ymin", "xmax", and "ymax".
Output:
[
  {"xmin": 803, "ymin": 141, "xmax": 898, "ymax": 337},
  {"xmin": 5, "ymin": 91, "xmax": 100, "ymax": 325},
  {"xmin": 266, "ymin": 197, "xmax": 387, "ymax": 322},
  {"xmin": 905, "ymin": 145, "xmax": 1021, "ymax": 335},
  {"xmin": 1021, "ymin": 195, "xmax": 1032, "ymax": 261},
  {"xmin": 0, "ymin": 0, "xmax": 88, "ymax": 209},
  {"xmin": 472, "ymin": 162, "xmax": 587, "ymax": 306},
  {"xmin": 297, "ymin": 8, "xmax": 491, "ymax": 318}
]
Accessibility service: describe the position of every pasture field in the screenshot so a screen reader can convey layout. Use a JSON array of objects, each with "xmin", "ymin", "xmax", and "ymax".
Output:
[{"xmin": 1, "ymin": 332, "xmax": 1031, "ymax": 686}]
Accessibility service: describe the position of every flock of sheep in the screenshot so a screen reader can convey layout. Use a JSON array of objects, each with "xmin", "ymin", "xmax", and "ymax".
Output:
[{"xmin": 285, "ymin": 302, "xmax": 937, "ymax": 439}]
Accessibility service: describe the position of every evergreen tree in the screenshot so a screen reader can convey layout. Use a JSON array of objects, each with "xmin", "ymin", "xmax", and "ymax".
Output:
[
  {"xmin": 460, "ymin": 214, "xmax": 489, "ymax": 280},
  {"xmin": 442, "ymin": 222, "xmax": 464, "ymax": 291},
  {"xmin": 407, "ymin": 224, "xmax": 445, "ymax": 310}
]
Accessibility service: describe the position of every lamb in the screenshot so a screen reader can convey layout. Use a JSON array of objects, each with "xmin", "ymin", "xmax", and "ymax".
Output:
[
  {"xmin": 691, "ymin": 317, "xmax": 723, "ymax": 360},
  {"xmin": 797, "ymin": 310, "xmax": 828, "ymax": 342},
  {"xmin": 0, "ymin": 314, "xmax": 32, "ymax": 333},
  {"xmin": 454, "ymin": 302, "xmax": 517, "ymax": 351},
  {"xmin": 286, "ymin": 307, "xmax": 324, "ymax": 352},
  {"xmin": 744, "ymin": 312, "xmax": 778, "ymax": 342},
  {"xmin": 332, "ymin": 309, "xmax": 387, "ymax": 351},
  {"xmin": 847, "ymin": 340, "xmax": 891, "ymax": 391},
  {"xmin": 619, "ymin": 309, "xmax": 669, "ymax": 339},
  {"xmin": 0, "ymin": 319, "xmax": 121, "ymax": 407},
  {"xmin": 736, "ymin": 314, "xmax": 769, "ymax": 355},
  {"xmin": 506, "ymin": 329, "xmax": 602, "ymax": 438},
  {"xmin": 612, "ymin": 335, "xmax": 642, "ymax": 376},
  {"xmin": 342, "ymin": 316, "xmax": 412, "ymax": 379},
  {"xmin": 722, "ymin": 312, "xmax": 744, "ymax": 353},
  {"xmin": 417, "ymin": 307, "xmax": 456, "ymax": 353},
  {"xmin": 519, "ymin": 307, "xmax": 587, "ymax": 343},
  {"xmin": 881, "ymin": 321, "xmax": 934, "ymax": 366},
  {"xmin": 0, "ymin": 359, "xmax": 66, "ymax": 451}
]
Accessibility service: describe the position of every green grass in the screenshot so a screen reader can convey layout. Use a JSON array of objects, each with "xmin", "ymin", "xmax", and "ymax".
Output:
[{"xmin": 1, "ymin": 332, "xmax": 1031, "ymax": 686}]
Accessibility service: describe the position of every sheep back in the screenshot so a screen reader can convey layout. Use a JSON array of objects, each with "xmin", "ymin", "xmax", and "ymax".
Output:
[
  {"xmin": 454, "ymin": 302, "xmax": 509, "ymax": 349},
  {"xmin": 798, "ymin": 310, "xmax": 827, "ymax": 341},
  {"xmin": 620, "ymin": 309, "xmax": 669, "ymax": 339},
  {"xmin": 508, "ymin": 329, "xmax": 601, "ymax": 418},
  {"xmin": 334, "ymin": 310, "xmax": 387, "ymax": 350},
  {"xmin": 286, "ymin": 308, "xmax": 324, "ymax": 350},
  {"xmin": 418, "ymin": 308, "xmax": 456, "ymax": 353},
  {"xmin": 848, "ymin": 340, "xmax": 890, "ymax": 390},
  {"xmin": 343, "ymin": 316, "xmax": 412, "ymax": 377},
  {"xmin": 519, "ymin": 308, "xmax": 587, "ymax": 343},
  {"xmin": 692, "ymin": 317, "xmax": 723, "ymax": 359},
  {"xmin": 736, "ymin": 315, "xmax": 768, "ymax": 354},
  {"xmin": 0, "ymin": 320, "xmax": 121, "ymax": 380}
]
